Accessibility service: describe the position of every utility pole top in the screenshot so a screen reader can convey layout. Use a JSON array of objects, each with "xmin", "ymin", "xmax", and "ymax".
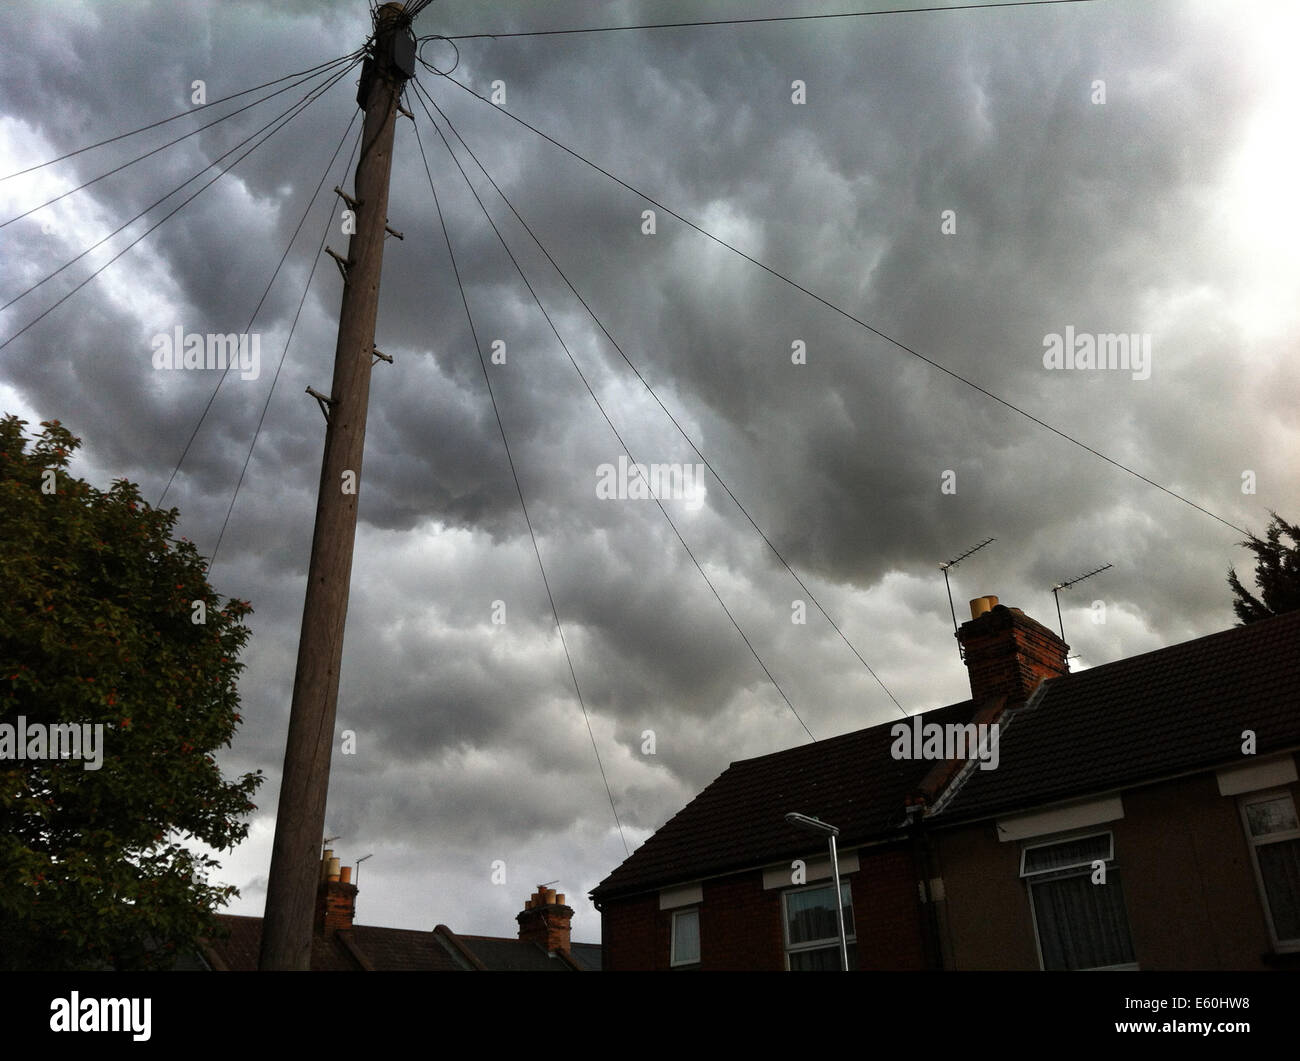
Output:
[{"xmin": 357, "ymin": 4, "xmax": 417, "ymax": 110}]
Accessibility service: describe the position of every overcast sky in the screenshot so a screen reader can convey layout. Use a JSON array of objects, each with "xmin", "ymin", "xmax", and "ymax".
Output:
[{"xmin": 2, "ymin": 0, "xmax": 1297, "ymax": 945}]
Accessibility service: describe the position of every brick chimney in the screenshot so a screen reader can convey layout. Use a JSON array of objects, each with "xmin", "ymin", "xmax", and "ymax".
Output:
[
  {"xmin": 314, "ymin": 849, "xmax": 357, "ymax": 936},
  {"xmin": 516, "ymin": 885, "xmax": 572, "ymax": 953},
  {"xmin": 957, "ymin": 595, "xmax": 1069, "ymax": 705}
]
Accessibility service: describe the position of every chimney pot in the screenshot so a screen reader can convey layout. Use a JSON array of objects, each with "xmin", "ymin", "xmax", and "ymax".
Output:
[
  {"xmin": 517, "ymin": 888, "xmax": 573, "ymax": 953},
  {"xmin": 314, "ymin": 860, "xmax": 358, "ymax": 936}
]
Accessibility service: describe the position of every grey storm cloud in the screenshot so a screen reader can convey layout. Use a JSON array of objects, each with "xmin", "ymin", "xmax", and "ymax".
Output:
[{"xmin": 1, "ymin": 0, "xmax": 1296, "ymax": 939}]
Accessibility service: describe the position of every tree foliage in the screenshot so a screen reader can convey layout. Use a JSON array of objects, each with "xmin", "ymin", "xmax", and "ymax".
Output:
[
  {"xmin": 0, "ymin": 416, "xmax": 262, "ymax": 970},
  {"xmin": 1227, "ymin": 512, "xmax": 1300, "ymax": 625}
]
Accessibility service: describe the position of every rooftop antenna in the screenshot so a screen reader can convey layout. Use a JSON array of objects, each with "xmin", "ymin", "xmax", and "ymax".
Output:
[
  {"xmin": 1050, "ymin": 563, "xmax": 1112, "ymax": 646},
  {"xmin": 939, "ymin": 538, "xmax": 995, "ymax": 657},
  {"xmin": 355, "ymin": 853, "xmax": 373, "ymax": 885}
]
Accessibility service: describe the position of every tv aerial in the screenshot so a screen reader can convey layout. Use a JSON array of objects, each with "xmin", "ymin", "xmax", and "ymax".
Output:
[
  {"xmin": 355, "ymin": 853, "xmax": 374, "ymax": 885},
  {"xmin": 1050, "ymin": 563, "xmax": 1113, "ymax": 647},
  {"xmin": 939, "ymin": 537, "xmax": 996, "ymax": 658}
]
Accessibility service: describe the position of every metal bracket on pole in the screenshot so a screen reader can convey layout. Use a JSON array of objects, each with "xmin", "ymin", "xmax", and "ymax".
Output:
[
  {"xmin": 371, "ymin": 347, "xmax": 393, "ymax": 365},
  {"xmin": 332, "ymin": 186, "xmax": 361, "ymax": 211},
  {"xmin": 385, "ymin": 225, "xmax": 404, "ymax": 241},
  {"xmin": 324, "ymin": 246, "xmax": 351, "ymax": 283},
  {"xmin": 306, "ymin": 386, "xmax": 336, "ymax": 424},
  {"xmin": 396, "ymin": 101, "xmax": 414, "ymax": 121}
]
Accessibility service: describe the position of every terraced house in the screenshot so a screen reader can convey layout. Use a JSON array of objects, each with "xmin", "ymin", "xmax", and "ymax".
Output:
[
  {"xmin": 591, "ymin": 599, "xmax": 1300, "ymax": 970},
  {"xmin": 195, "ymin": 861, "xmax": 600, "ymax": 972},
  {"xmin": 927, "ymin": 606, "xmax": 1300, "ymax": 970}
]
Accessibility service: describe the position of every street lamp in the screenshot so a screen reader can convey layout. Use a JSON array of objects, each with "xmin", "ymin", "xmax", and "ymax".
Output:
[{"xmin": 784, "ymin": 812, "xmax": 849, "ymax": 971}]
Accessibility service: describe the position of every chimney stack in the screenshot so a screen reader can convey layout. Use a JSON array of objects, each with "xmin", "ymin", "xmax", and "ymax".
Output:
[
  {"xmin": 516, "ymin": 885, "xmax": 573, "ymax": 954},
  {"xmin": 957, "ymin": 596, "xmax": 1069, "ymax": 705},
  {"xmin": 314, "ymin": 849, "xmax": 358, "ymax": 936}
]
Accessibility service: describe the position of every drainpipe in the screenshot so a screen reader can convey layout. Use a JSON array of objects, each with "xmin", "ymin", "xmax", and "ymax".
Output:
[{"xmin": 906, "ymin": 800, "xmax": 945, "ymax": 970}]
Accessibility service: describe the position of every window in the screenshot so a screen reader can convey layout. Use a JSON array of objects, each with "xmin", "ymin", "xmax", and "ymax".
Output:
[
  {"xmin": 783, "ymin": 881, "xmax": 857, "ymax": 970},
  {"xmin": 670, "ymin": 908, "xmax": 700, "ymax": 967},
  {"xmin": 1020, "ymin": 831, "xmax": 1136, "ymax": 970},
  {"xmin": 1239, "ymin": 790, "xmax": 1300, "ymax": 950}
]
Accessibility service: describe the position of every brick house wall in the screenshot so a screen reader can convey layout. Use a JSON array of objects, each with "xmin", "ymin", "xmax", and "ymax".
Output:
[
  {"xmin": 852, "ymin": 847, "xmax": 928, "ymax": 970},
  {"xmin": 933, "ymin": 769, "xmax": 1300, "ymax": 970},
  {"xmin": 600, "ymin": 892, "xmax": 661, "ymax": 971},
  {"xmin": 697, "ymin": 874, "xmax": 785, "ymax": 971},
  {"xmin": 600, "ymin": 844, "xmax": 931, "ymax": 970}
]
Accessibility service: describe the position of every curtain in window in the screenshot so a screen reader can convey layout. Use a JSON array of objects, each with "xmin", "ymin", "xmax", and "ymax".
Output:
[
  {"xmin": 785, "ymin": 883, "xmax": 856, "ymax": 970},
  {"xmin": 789, "ymin": 943, "xmax": 859, "ymax": 971},
  {"xmin": 785, "ymin": 884, "xmax": 854, "ymax": 945},
  {"xmin": 1257, "ymin": 839, "xmax": 1300, "ymax": 941},
  {"xmin": 672, "ymin": 909, "xmax": 700, "ymax": 965},
  {"xmin": 1023, "ymin": 834, "xmax": 1110, "ymax": 874},
  {"xmin": 1032, "ymin": 871, "xmax": 1135, "ymax": 970}
]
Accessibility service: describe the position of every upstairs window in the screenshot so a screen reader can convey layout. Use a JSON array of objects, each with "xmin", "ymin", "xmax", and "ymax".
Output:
[
  {"xmin": 783, "ymin": 881, "xmax": 856, "ymax": 970},
  {"xmin": 670, "ymin": 907, "xmax": 700, "ymax": 967},
  {"xmin": 1020, "ymin": 831, "xmax": 1136, "ymax": 970},
  {"xmin": 1239, "ymin": 790, "xmax": 1300, "ymax": 950}
]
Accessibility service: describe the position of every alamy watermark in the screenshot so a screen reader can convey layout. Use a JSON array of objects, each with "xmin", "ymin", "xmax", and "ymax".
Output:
[
  {"xmin": 1042, "ymin": 326, "xmax": 1151, "ymax": 381},
  {"xmin": 0, "ymin": 716, "xmax": 104, "ymax": 770},
  {"xmin": 890, "ymin": 715, "xmax": 1000, "ymax": 771},
  {"xmin": 50, "ymin": 992, "xmax": 150, "ymax": 1041},
  {"xmin": 595, "ymin": 456, "xmax": 706, "ymax": 512},
  {"xmin": 151, "ymin": 327, "xmax": 261, "ymax": 381}
]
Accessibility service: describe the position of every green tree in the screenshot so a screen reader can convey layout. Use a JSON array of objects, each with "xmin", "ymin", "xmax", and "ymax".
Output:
[
  {"xmin": 1227, "ymin": 512, "xmax": 1300, "ymax": 625},
  {"xmin": 0, "ymin": 416, "xmax": 262, "ymax": 970}
]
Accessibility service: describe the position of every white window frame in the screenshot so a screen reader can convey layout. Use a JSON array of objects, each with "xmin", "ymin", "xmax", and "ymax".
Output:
[
  {"xmin": 669, "ymin": 907, "xmax": 700, "ymax": 967},
  {"xmin": 781, "ymin": 880, "xmax": 856, "ymax": 971},
  {"xmin": 1020, "ymin": 829, "xmax": 1138, "ymax": 971},
  {"xmin": 1238, "ymin": 787, "xmax": 1300, "ymax": 953}
]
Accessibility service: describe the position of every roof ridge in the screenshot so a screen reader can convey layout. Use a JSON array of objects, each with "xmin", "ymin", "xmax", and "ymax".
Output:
[
  {"xmin": 725, "ymin": 696, "xmax": 989, "ymax": 769},
  {"xmin": 1051, "ymin": 609, "xmax": 1300, "ymax": 679}
]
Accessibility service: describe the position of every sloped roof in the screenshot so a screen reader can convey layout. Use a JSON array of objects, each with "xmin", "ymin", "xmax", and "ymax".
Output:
[
  {"xmin": 348, "ymin": 925, "xmax": 469, "ymax": 971},
  {"xmin": 932, "ymin": 609, "xmax": 1300, "ymax": 823},
  {"xmin": 201, "ymin": 915, "xmax": 467, "ymax": 971},
  {"xmin": 453, "ymin": 935, "xmax": 575, "ymax": 971},
  {"xmin": 567, "ymin": 941, "xmax": 602, "ymax": 971},
  {"xmin": 591, "ymin": 696, "xmax": 996, "ymax": 901},
  {"xmin": 201, "ymin": 915, "xmax": 596, "ymax": 971}
]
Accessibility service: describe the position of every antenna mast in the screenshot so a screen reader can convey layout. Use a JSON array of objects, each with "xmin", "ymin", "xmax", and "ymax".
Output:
[
  {"xmin": 1050, "ymin": 563, "xmax": 1113, "ymax": 647},
  {"xmin": 939, "ymin": 538, "xmax": 995, "ymax": 658}
]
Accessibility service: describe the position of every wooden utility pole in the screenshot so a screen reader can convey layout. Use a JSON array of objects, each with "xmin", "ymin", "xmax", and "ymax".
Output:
[{"xmin": 259, "ymin": 2, "xmax": 414, "ymax": 971}]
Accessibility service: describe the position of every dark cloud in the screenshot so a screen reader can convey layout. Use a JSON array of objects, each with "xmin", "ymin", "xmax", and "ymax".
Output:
[{"xmin": 2, "ymin": 0, "xmax": 1295, "ymax": 938}]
